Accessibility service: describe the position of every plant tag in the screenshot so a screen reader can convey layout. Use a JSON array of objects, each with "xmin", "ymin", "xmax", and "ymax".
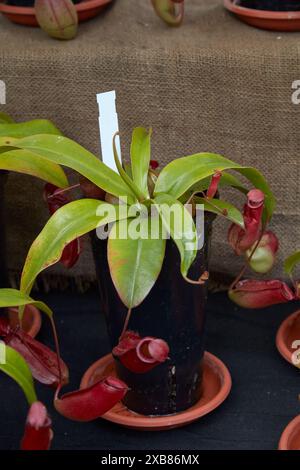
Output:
[{"xmin": 96, "ymin": 90, "xmax": 121, "ymax": 172}]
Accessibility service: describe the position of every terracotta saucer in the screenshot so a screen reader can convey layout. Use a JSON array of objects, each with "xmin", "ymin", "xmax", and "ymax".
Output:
[
  {"xmin": 80, "ymin": 351, "xmax": 232, "ymax": 431},
  {"xmin": 224, "ymin": 0, "xmax": 300, "ymax": 31},
  {"xmin": 8, "ymin": 305, "xmax": 41, "ymax": 338},
  {"xmin": 0, "ymin": 0, "xmax": 112, "ymax": 27},
  {"xmin": 276, "ymin": 310, "xmax": 300, "ymax": 367},
  {"xmin": 279, "ymin": 415, "xmax": 300, "ymax": 450}
]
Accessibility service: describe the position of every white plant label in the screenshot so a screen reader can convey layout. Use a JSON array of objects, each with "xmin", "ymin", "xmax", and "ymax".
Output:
[{"xmin": 97, "ymin": 90, "xmax": 122, "ymax": 172}]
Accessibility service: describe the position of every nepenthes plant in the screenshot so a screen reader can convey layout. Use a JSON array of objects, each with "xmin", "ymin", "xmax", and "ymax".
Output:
[{"xmin": 0, "ymin": 112, "xmax": 282, "ymax": 447}]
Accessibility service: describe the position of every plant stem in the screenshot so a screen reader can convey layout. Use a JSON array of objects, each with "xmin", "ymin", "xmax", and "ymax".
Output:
[
  {"xmin": 184, "ymin": 190, "xmax": 200, "ymax": 207},
  {"xmin": 113, "ymin": 132, "xmax": 146, "ymax": 202},
  {"xmin": 49, "ymin": 316, "xmax": 63, "ymax": 387},
  {"xmin": 184, "ymin": 271, "xmax": 209, "ymax": 285},
  {"xmin": 120, "ymin": 308, "xmax": 132, "ymax": 339}
]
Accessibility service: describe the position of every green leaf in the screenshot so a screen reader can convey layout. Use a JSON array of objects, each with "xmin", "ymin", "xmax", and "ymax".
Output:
[
  {"xmin": 20, "ymin": 199, "xmax": 128, "ymax": 294},
  {"xmin": 154, "ymin": 193, "xmax": 198, "ymax": 277},
  {"xmin": 0, "ymin": 112, "xmax": 15, "ymax": 124},
  {"xmin": 0, "ymin": 345, "xmax": 37, "ymax": 404},
  {"xmin": 179, "ymin": 172, "xmax": 247, "ymax": 204},
  {"xmin": 0, "ymin": 119, "xmax": 62, "ymax": 138},
  {"xmin": 108, "ymin": 217, "xmax": 166, "ymax": 308},
  {"xmin": 0, "ymin": 288, "xmax": 53, "ymax": 319},
  {"xmin": 284, "ymin": 251, "xmax": 300, "ymax": 276},
  {"xmin": 0, "ymin": 134, "xmax": 136, "ymax": 203},
  {"xmin": 124, "ymin": 162, "xmax": 133, "ymax": 178},
  {"xmin": 130, "ymin": 127, "xmax": 151, "ymax": 198},
  {"xmin": 218, "ymin": 172, "xmax": 248, "ymax": 194},
  {"xmin": 154, "ymin": 153, "xmax": 275, "ymax": 220},
  {"xmin": 0, "ymin": 149, "xmax": 68, "ymax": 188},
  {"xmin": 195, "ymin": 197, "xmax": 244, "ymax": 228},
  {"xmin": 112, "ymin": 133, "xmax": 145, "ymax": 202}
]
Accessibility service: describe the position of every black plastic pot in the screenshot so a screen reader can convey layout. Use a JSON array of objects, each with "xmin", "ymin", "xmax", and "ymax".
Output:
[
  {"xmin": 91, "ymin": 215, "xmax": 213, "ymax": 416},
  {"xmin": 5, "ymin": 0, "xmax": 82, "ymax": 6},
  {"xmin": 238, "ymin": 0, "xmax": 300, "ymax": 11},
  {"xmin": 0, "ymin": 172, "xmax": 8, "ymax": 288}
]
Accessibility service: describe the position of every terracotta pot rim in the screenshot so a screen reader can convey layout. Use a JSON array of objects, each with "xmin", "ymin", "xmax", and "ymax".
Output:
[
  {"xmin": 80, "ymin": 351, "xmax": 232, "ymax": 430},
  {"xmin": 278, "ymin": 415, "xmax": 300, "ymax": 450},
  {"xmin": 276, "ymin": 310, "xmax": 300, "ymax": 365},
  {"xmin": 0, "ymin": 0, "xmax": 111, "ymax": 15},
  {"xmin": 224, "ymin": 0, "xmax": 300, "ymax": 19},
  {"xmin": 8, "ymin": 304, "xmax": 42, "ymax": 338}
]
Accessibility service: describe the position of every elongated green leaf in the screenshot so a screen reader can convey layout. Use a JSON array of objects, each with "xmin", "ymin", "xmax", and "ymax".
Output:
[
  {"xmin": 21, "ymin": 199, "xmax": 128, "ymax": 294},
  {"xmin": 0, "ymin": 135, "xmax": 135, "ymax": 202},
  {"xmin": 284, "ymin": 251, "xmax": 300, "ymax": 276},
  {"xmin": 124, "ymin": 162, "xmax": 133, "ymax": 178},
  {"xmin": 131, "ymin": 127, "xmax": 151, "ymax": 198},
  {"xmin": 179, "ymin": 171, "xmax": 247, "ymax": 204},
  {"xmin": 195, "ymin": 197, "xmax": 244, "ymax": 228},
  {"xmin": 154, "ymin": 153, "xmax": 275, "ymax": 220},
  {"xmin": 218, "ymin": 172, "xmax": 248, "ymax": 194},
  {"xmin": 0, "ymin": 119, "xmax": 61, "ymax": 138},
  {"xmin": 154, "ymin": 193, "xmax": 198, "ymax": 277},
  {"xmin": 0, "ymin": 149, "xmax": 68, "ymax": 188},
  {"xmin": 0, "ymin": 345, "xmax": 37, "ymax": 404},
  {"xmin": 0, "ymin": 112, "xmax": 15, "ymax": 124},
  {"xmin": 0, "ymin": 288, "xmax": 53, "ymax": 318},
  {"xmin": 154, "ymin": 153, "xmax": 240, "ymax": 197},
  {"xmin": 108, "ymin": 217, "xmax": 166, "ymax": 308},
  {"xmin": 113, "ymin": 133, "xmax": 145, "ymax": 202}
]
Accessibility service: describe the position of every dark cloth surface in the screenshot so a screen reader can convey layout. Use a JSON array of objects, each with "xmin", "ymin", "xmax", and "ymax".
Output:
[{"xmin": 0, "ymin": 291, "xmax": 299, "ymax": 450}]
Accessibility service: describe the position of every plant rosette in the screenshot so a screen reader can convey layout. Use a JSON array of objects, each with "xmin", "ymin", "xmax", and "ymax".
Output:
[{"xmin": 0, "ymin": 113, "xmax": 278, "ymax": 445}]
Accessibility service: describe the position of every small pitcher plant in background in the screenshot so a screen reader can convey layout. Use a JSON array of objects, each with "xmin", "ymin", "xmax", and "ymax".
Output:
[
  {"xmin": 35, "ymin": 0, "xmax": 78, "ymax": 40},
  {"xmin": 151, "ymin": 0, "xmax": 185, "ymax": 26}
]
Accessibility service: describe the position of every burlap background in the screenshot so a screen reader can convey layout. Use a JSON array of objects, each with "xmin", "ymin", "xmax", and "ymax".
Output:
[{"xmin": 0, "ymin": 0, "xmax": 300, "ymax": 289}]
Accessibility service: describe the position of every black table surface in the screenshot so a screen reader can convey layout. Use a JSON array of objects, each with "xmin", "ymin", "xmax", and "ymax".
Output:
[{"xmin": 0, "ymin": 290, "xmax": 299, "ymax": 450}]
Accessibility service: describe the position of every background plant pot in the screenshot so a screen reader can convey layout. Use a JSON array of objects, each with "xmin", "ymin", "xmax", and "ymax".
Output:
[
  {"xmin": 278, "ymin": 415, "xmax": 300, "ymax": 450},
  {"xmin": 0, "ymin": 0, "xmax": 112, "ymax": 27},
  {"xmin": 224, "ymin": 0, "xmax": 300, "ymax": 31},
  {"xmin": 91, "ymin": 215, "xmax": 213, "ymax": 416},
  {"xmin": 5, "ymin": 0, "xmax": 82, "ymax": 5},
  {"xmin": 276, "ymin": 310, "xmax": 300, "ymax": 365},
  {"xmin": 238, "ymin": 1, "xmax": 300, "ymax": 11}
]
